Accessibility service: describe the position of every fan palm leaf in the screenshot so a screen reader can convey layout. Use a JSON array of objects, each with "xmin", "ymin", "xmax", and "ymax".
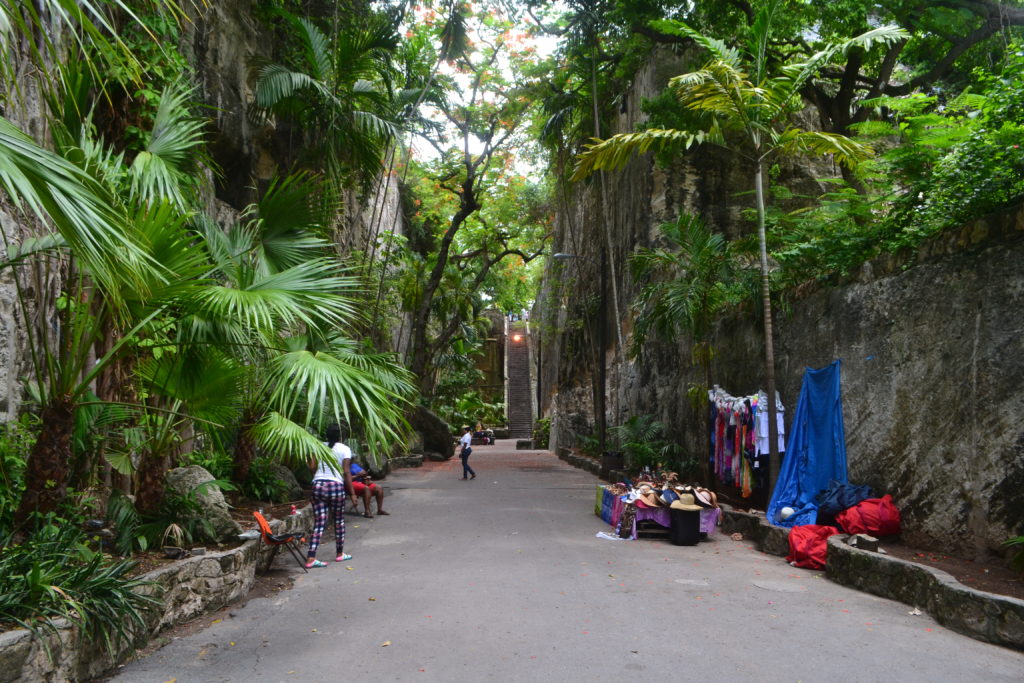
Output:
[
  {"xmin": 189, "ymin": 259, "xmax": 359, "ymax": 335},
  {"xmin": 136, "ymin": 348, "xmax": 243, "ymax": 427},
  {"xmin": 260, "ymin": 350, "xmax": 410, "ymax": 457},
  {"xmin": 248, "ymin": 411, "xmax": 334, "ymax": 470},
  {"xmin": 0, "ymin": 117, "xmax": 151, "ymax": 297},
  {"xmin": 129, "ymin": 83, "xmax": 208, "ymax": 211}
]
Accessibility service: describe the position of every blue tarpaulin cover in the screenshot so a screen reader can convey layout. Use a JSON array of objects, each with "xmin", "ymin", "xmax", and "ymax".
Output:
[{"xmin": 767, "ymin": 360, "xmax": 848, "ymax": 527}]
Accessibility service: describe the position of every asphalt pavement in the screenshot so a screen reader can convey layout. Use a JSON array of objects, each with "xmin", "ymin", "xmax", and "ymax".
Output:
[{"xmin": 110, "ymin": 440, "xmax": 1024, "ymax": 682}]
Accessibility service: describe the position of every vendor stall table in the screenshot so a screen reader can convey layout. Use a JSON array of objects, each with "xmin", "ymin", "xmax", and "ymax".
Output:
[{"xmin": 596, "ymin": 485, "xmax": 720, "ymax": 540}]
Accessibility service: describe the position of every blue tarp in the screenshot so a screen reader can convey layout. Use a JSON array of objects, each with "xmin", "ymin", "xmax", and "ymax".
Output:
[{"xmin": 767, "ymin": 360, "xmax": 848, "ymax": 527}]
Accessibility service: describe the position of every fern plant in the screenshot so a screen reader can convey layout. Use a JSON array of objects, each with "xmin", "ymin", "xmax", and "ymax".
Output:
[{"xmin": 610, "ymin": 414, "xmax": 688, "ymax": 474}]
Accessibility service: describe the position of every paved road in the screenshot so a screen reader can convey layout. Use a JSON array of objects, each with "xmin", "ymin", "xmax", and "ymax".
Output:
[{"xmin": 112, "ymin": 441, "xmax": 1023, "ymax": 682}]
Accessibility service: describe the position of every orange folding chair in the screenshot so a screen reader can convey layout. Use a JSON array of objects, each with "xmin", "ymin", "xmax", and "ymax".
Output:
[{"xmin": 253, "ymin": 511, "xmax": 308, "ymax": 573}]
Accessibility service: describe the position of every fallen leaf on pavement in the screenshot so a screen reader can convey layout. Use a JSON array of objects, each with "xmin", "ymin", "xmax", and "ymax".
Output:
[{"xmin": 382, "ymin": 641, "xmax": 391, "ymax": 647}]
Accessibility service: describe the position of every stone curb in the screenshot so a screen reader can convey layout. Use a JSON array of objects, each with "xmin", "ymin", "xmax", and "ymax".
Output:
[
  {"xmin": 556, "ymin": 447, "xmax": 601, "ymax": 476},
  {"xmin": 0, "ymin": 509, "xmax": 312, "ymax": 682},
  {"xmin": 389, "ymin": 454, "xmax": 424, "ymax": 468},
  {"xmin": 568, "ymin": 453, "xmax": 1024, "ymax": 652},
  {"xmin": 826, "ymin": 535, "xmax": 1024, "ymax": 651}
]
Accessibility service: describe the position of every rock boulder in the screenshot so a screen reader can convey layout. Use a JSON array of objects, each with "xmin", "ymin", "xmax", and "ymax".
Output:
[{"xmin": 165, "ymin": 466, "xmax": 242, "ymax": 543}]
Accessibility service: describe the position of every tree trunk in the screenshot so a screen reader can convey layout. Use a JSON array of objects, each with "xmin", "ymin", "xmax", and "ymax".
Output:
[
  {"xmin": 408, "ymin": 203, "xmax": 476, "ymax": 394},
  {"xmin": 13, "ymin": 397, "xmax": 75, "ymax": 531},
  {"xmin": 754, "ymin": 160, "xmax": 781, "ymax": 497},
  {"xmin": 134, "ymin": 452, "xmax": 168, "ymax": 515},
  {"xmin": 233, "ymin": 410, "xmax": 260, "ymax": 483},
  {"xmin": 702, "ymin": 342, "xmax": 712, "ymax": 485}
]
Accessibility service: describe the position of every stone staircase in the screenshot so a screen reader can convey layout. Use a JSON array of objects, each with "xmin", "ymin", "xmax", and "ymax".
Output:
[{"xmin": 506, "ymin": 324, "xmax": 533, "ymax": 439}]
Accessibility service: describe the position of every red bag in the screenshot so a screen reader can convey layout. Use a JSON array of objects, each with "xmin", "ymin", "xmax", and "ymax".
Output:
[
  {"xmin": 835, "ymin": 494, "xmax": 901, "ymax": 536},
  {"xmin": 786, "ymin": 524, "xmax": 842, "ymax": 570}
]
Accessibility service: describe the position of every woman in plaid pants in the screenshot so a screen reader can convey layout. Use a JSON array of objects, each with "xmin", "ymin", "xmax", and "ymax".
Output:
[{"xmin": 306, "ymin": 423, "xmax": 354, "ymax": 568}]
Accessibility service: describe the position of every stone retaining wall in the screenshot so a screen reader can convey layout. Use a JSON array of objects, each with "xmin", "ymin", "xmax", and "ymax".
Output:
[
  {"xmin": 0, "ymin": 509, "xmax": 311, "ymax": 682},
  {"xmin": 827, "ymin": 536, "xmax": 1024, "ymax": 651},
  {"xmin": 579, "ymin": 453, "xmax": 1023, "ymax": 651},
  {"xmin": 556, "ymin": 447, "xmax": 600, "ymax": 476}
]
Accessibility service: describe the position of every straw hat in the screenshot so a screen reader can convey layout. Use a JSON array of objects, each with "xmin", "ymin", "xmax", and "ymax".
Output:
[
  {"xmin": 670, "ymin": 493, "xmax": 702, "ymax": 511},
  {"xmin": 638, "ymin": 489, "xmax": 664, "ymax": 507}
]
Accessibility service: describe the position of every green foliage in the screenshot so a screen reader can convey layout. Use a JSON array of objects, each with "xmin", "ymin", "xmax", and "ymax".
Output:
[
  {"xmin": 242, "ymin": 457, "xmax": 290, "ymax": 504},
  {"xmin": 0, "ymin": 414, "xmax": 36, "ymax": 529},
  {"xmin": 0, "ymin": 521, "xmax": 158, "ymax": 657},
  {"xmin": 150, "ymin": 479, "xmax": 234, "ymax": 547},
  {"xmin": 629, "ymin": 212, "xmax": 737, "ymax": 355},
  {"xmin": 107, "ymin": 490, "xmax": 146, "ymax": 556},
  {"xmin": 111, "ymin": 479, "xmax": 235, "ymax": 554},
  {"xmin": 250, "ymin": 8, "xmax": 404, "ymax": 192},
  {"xmin": 576, "ymin": 432, "xmax": 602, "ymax": 459},
  {"xmin": 533, "ymin": 417, "xmax": 551, "ymax": 449},
  {"xmin": 180, "ymin": 450, "xmax": 233, "ymax": 481},
  {"xmin": 93, "ymin": 8, "xmax": 194, "ymax": 151},
  {"xmin": 1006, "ymin": 536, "xmax": 1024, "ymax": 574},
  {"xmin": 436, "ymin": 391, "xmax": 506, "ymax": 433},
  {"xmin": 610, "ymin": 414, "xmax": 689, "ymax": 474},
  {"xmin": 767, "ymin": 44, "xmax": 1024, "ymax": 285},
  {"xmin": 770, "ymin": 182, "xmax": 888, "ymax": 286}
]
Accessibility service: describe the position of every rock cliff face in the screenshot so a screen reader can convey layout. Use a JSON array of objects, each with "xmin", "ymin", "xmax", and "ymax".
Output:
[{"xmin": 537, "ymin": 49, "xmax": 1024, "ymax": 558}]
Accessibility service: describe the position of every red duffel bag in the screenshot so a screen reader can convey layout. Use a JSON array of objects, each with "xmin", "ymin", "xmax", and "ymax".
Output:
[
  {"xmin": 786, "ymin": 524, "xmax": 842, "ymax": 570},
  {"xmin": 835, "ymin": 494, "xmax": 901, "ymax": 536}
]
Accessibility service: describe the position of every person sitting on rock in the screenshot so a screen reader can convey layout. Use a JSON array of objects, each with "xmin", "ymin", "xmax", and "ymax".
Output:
[{"xmin": 350, "ymin": 461, "xmax": 388, "ymax": 517}]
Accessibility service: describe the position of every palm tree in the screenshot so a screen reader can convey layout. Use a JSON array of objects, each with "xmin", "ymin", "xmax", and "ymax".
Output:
[
  {"xmin": 186, "ymin": 174, "xmax": 413, "ymax": 483},
  {"xmin": 573, "ymin": 0, "xmax": 906, "ymax": 493},
  {"xmin": 630, "ymin": 213, "xmax": 734, "ymax": 483},
  {"xmin": 1, "ymin": 74, "xmax": 212, "ymax": 527},
  {"xmin": 250, "ymin": 11, "xmax": 403, "ymax": 193}
]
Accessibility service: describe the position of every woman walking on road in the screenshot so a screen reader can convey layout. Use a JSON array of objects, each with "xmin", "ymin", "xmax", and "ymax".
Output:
[
  {"xmin": 306, "ymin": 423, "xmax": 354, "ymax": 567},
  {"xmin": 459, "ymin": 425, "xmax": 476, "ymax": 480}
]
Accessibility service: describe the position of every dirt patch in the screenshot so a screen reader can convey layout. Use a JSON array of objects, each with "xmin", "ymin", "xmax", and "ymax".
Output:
[
  {"xmin": 877, "ymin": 540, "xmax": 1024, "ymax": 601},
  {"xmin": 125, "ymin": 499, "xmax": 308, "ymax": 578}
]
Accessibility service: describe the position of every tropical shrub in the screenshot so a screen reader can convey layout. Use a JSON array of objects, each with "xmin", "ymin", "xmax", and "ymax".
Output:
[
  {"xmin": 0, "ymin": 415, "xmax": 35, "ymax": 530},
  {"xmin": 1006, "ymin": 535, "xmax": 1024, "ymax": 574},
  {"xmin": 108, "ymin": 479, "xmax": 235, "ymax": 554},
  {"xmin": 611, "ymin": 414, "xmax": 692, "ymax": 475},
  {"xmin": 533, "ymin": 417, "xmax": 551, "ymax": 449},
  {"xmin": 436, "ymin": 391, "xmax": 506, "ymax": 432},
  {"xmin": 180, "ymin": 450, "xmax": 233, "ymax": 482},
  {"xmin": 0, "ymin": 521, "xmax": 158, "ymax": 656},
  {"xmin": 242, "ymin": 457, "xmax": 290, "ymax": 503}
]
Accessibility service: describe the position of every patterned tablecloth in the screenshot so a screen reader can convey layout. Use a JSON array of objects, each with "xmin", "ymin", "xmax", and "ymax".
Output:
[{"xmin": 597, "ymin": 485, "xmax": 720, "ymax": 540}]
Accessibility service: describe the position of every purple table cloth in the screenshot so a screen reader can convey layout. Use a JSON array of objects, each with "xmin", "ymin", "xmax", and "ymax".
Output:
[{"xmin": 628, "ymin": 505, "xmax": 720, "ymax": 540}]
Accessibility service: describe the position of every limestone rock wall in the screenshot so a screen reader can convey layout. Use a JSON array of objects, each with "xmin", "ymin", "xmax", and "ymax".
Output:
[{"xmin": 538, "ymin": 48, "xmax": 1024, "ymax": 558}]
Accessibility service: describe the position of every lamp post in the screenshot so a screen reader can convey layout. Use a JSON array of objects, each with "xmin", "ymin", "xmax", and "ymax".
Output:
[{"xmin": 553, "ymin": 251, "xmax": 607, "ymax": 455}]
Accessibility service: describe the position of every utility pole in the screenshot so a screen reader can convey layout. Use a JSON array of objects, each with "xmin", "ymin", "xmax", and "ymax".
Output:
[{"xmin": 596, "ymin": 248, "xmax": 607, "ymax": 455}]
